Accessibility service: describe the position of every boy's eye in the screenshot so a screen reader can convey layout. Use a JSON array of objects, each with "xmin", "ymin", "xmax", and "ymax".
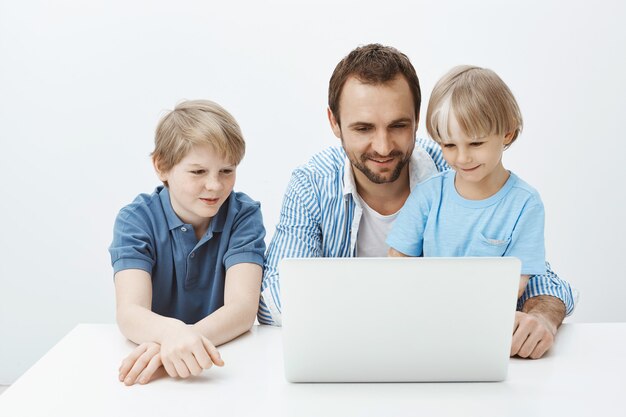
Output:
[
  {"xmin": 470, "ymin": 142, "xmax": 484, "ymax": 147},
  {"xmin": 443, "ymin": 143, "xmax": 456, "ymax": 149},
  {"xmin": 221, "ymin": 169, "xmax": 234, "ymax": 175},
  {"xmin": 190, "ymin": 170, "xmax": 205, "ymax": 175}
]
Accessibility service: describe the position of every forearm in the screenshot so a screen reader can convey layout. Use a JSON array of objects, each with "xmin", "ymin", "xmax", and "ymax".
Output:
[
  {"xmin": 521, "ymin": 295, "xmax": 566, "ymax": 335},
  {"xmin": 192, "ymin": 302, "xmax": 257, "ymax": 346},
  {"xmin": 116, "ymin": 304, "xmax": 183, "ymax": 345}
]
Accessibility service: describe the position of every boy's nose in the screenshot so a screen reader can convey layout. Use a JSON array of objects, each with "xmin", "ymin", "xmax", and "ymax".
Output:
[
  {"xmin": 204, "ymin": 176, "xmax": 224, "ymax": 191},
  {"xmin": 456, "ymin": 148, "xmax": 472, "ymax": 163}
]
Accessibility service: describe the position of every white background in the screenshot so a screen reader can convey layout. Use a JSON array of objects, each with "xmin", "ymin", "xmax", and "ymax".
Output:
[{"xmin": 1, "ymin": 0, "xmax": 624, "ymax": 384}]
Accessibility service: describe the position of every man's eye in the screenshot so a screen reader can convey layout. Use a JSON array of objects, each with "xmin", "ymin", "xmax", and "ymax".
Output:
[
  {"xmin": 355, "ymin": 126, "xmax": 371, "ymax": 132},
  {"xmin": 391, "ymin": 124, "xmax": 407, "ymax": 129}
]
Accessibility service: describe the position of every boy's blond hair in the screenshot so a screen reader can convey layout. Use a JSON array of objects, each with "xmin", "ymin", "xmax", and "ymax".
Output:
[
  {"xmin": 426, "ymin": 66, "xmax": 523, "ymax": 148},
  {"xmin": 152, "ymin": 99, "xmax": 245, "ymax": 173}
]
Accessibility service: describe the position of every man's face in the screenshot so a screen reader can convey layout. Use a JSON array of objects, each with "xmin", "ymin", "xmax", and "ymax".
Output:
[{"xmin": 329, "ymin": 75, "xmax": 417, "ymax": 185}]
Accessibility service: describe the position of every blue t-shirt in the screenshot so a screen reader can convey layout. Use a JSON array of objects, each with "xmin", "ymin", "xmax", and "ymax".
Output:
[
  {"xmin": 386, "ymin": 170, "xmax": 546, "ymax": 275},
  {"xmin": 109, "ymin": 186, "xmax": 266, "ymax": 324}
]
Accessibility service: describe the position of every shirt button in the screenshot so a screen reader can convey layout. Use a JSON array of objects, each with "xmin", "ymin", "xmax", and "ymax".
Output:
[
  {"xmin": 181, "ymin": 227, "xmax": 187, "ymax": 232},
  {"xmin": 190, "ymin": 252, "xmax": 195, "ymax": 258}
]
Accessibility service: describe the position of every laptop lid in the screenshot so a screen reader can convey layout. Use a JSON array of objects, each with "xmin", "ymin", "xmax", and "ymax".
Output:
[{"xmin": 280, "ymin": 257, "xmax": 520, "ymax": 382}]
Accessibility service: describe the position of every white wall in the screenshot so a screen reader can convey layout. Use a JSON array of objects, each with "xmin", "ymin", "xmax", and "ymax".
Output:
[{"xmin": 1, "ymin": 0, "xmax": 624, "ymax": 383}]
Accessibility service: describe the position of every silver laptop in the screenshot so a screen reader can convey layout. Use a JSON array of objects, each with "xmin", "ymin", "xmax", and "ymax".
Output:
[{"xmin": 280, "ymin": 257, "xmax": 520, "ymax": 382}]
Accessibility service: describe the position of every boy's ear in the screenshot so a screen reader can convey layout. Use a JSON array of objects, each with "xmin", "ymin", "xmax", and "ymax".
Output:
[
  {"xmin": 504, "ymin": 131, "xmax": 515, "ymax": 146},
  {"xmin": 152, "ymin": 157, "xmax": 169, "ymax": 182},
  {"xmin": 327, "ymin": 107, "xmax": 342, "ymax": 139}
]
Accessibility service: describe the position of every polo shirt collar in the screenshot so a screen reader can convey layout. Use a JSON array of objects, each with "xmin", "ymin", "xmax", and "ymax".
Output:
[{"xmin": 158, "ymin": 186, "xmax": 229, "ymax": 234}]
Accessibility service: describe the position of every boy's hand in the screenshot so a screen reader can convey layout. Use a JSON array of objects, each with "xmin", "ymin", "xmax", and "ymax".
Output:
[
  {"xmin": 119, "ymin": 342, "xmax": 164, "ymax": 385},
  {"xmin": 159, "ymin": 323, "xmax": 224, "ymax": 379}
]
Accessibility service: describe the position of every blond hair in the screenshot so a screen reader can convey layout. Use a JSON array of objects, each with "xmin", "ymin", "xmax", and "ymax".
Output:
[
  {"xmin": 152, "ymin": 99, "xmax": 245, "ymax": 172},
  {"xmin": 426, "ymin": 66, "xmax": 522, "ymax": 148}
]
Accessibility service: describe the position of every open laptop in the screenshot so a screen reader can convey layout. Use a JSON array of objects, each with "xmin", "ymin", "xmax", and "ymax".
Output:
[{"xmin": 280, "ymin": 257, "xmax": 520, "ymax": 382}]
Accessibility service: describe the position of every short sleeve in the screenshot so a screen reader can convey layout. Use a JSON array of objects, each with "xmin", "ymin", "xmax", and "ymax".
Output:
[
  {"xmin": 108, "ymin": 209, "xmax": 156, "ymax": 275},
  {"xmin": 223, "ymin": 200, "xmax": 266, "ymax": 270},
  {"xmin": 386, "ymin": 183, "xmax": 432, "ymax": 256}
]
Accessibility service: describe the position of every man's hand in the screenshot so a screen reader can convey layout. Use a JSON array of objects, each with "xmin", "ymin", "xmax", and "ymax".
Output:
[
  {"xmin": 511, "ymin": 295, "xmax": 566, "ymax": 359},
  {"xmin": 119, "ymin": 342, "xmax": 164, "ymax": 385},
  {"xmin": 159, "ymin": 323, "xmax": 224, "ymax": 379}
]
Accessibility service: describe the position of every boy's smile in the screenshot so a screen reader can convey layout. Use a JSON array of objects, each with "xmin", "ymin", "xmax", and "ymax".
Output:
[{"xmin": 156, "ymin": 143, "xmax": 236, "ymax": 238}]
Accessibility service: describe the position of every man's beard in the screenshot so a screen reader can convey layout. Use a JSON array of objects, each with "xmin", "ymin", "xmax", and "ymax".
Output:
[{"xmin": 346, "ymin": 147, "xmax": 412, "ymax": 184}]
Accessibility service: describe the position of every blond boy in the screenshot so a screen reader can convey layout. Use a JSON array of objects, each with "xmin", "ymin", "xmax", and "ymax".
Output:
[
  {"xmin": 109, "ymin": 100, "xmax": 265, "ymax": 385},
  {"xmin": 388, "ymin": 66, "xmax": 544, "ymax": 303}
]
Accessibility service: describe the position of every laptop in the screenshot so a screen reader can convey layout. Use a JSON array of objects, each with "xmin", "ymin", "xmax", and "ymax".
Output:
[{"xmin": 280, "ymin": 257, "xmax": 520, "ymax": 382}]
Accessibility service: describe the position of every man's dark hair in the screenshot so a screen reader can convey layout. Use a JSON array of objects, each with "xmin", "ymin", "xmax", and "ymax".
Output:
[{"xmin": 328, "ymin": 43, "xmax": 421, "ymax": 125}]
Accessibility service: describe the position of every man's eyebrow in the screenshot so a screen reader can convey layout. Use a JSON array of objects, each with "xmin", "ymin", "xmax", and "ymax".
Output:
[
  {"xmin": 347, "ymin": 121, "xmax": 375, "ymax": 129},
  {"xmin": 388, "ymin": 117, "xmax": 412, "ymax": 125}
]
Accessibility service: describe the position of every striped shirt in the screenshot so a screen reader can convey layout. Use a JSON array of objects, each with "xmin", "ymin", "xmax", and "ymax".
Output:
[{"xmin": 258, "ymin": 137, "xmax": 576, "ymax": 325}]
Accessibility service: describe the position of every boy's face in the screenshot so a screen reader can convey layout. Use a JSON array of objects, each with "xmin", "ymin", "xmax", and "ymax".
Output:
[
  {"xmin": 156, "ymin": 144, "xmax": 236, "ymax": 232},
  {"xmin": 440, "ymin": 114, "xmax": 513, "ymax": 197},
  {"xmin": 328, "ymin": 75, "xmax": 417, "ymax": 186}
]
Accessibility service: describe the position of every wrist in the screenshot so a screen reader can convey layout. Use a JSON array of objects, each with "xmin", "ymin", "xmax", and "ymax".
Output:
[{"xmin": 156, "ymin": 317, "xmax": 186, "ymax": 344}]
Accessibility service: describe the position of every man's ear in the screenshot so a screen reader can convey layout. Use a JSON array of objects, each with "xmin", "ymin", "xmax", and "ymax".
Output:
[
  {"xmin": 327, "ymin": 107, "xmax": 342, "ymax": 139},
  {"xmin": 152, "ymin": 157, "xmax": 169, "ymax": 183}
]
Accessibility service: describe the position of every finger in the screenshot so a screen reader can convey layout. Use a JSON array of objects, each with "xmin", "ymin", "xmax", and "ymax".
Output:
[
  {"xmin": 137, "ymin": 353, "xmax": 163, "ymax": 385},
  {"xmin": 161, "ymin": 355, "xmax": 179, "ymax": 378},
  {"xmin": 510, "ymin": 315, "xmax": 528, "ymax": 356},
  {"xmin": 192, "ymin": 343, "xmax": 213, "ymax": 370},
  {"xmin": 123, "ymin": 350, "xmax": 154, "ymax": 386},
  {"xmin": 202, "ymin": 337, "xmax": 224, "ymax": 367},
  {"xmin": 126, "ymin": 344, "xmax": 161, "ymax": 385},
  {"xmin": 516, "ymin": 329, "xmax": 542, "ymax": 358},
  {"xmin": 173, "ymin": 357, "xmax": 191, "ymax": 378},
  {"xmin": 529, "ymin": 335, "xmax": 554, "ymax": 359},
  {"xmin": 182, "ymin": 352, "xmax": 203, "ymax": 377},
  {"xmin": 119, "ymin": 344, "xmax": 149, "ymax": 381}
]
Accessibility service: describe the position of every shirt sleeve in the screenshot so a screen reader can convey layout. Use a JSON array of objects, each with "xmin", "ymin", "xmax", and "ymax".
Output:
[
  {"xmin": 222, "ymin": 200, "xmax": 266, "ymax": 270},
  {"xmin": 415, "ymin": 137, "xmax": 450, "ymax": 173},
  {"xmin": 517, "ymin": 262, "xmax": 577, "ymax": 316},
  {"xmin": 108, "ymin": 208, "xmax": 156, "ymax": 275},
  {"xmin": 259, "ymin": 170, "xmax": 322, "ymax": 326},
  {"xmin": 505, "ymin": 201, "xmax": 546, "ymax": 275},
  {"xmin": 386, "ymin": 182, "xmax": 431, "ymax": 256}
]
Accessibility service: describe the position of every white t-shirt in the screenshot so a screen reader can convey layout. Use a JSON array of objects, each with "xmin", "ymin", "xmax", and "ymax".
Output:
[{"xmin": 354, "ymin": 193, "xmax": 399, "ymax": 257}]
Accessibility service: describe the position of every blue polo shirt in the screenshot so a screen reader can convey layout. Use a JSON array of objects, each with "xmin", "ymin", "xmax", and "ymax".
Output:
[{"xmin": 109, "ymin": 186, "xmax": 266, "ymax": 324}]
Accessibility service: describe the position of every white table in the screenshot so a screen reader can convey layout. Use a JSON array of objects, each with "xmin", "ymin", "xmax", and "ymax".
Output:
[{"xmin": 0, "ymin": 323, "xmax": 624, "ymax": 417}]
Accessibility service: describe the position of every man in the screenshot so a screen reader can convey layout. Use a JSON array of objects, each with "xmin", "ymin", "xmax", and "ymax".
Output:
[{"xmin": 258, "ymin": 44, "xmax": 575, "ymax": 359}]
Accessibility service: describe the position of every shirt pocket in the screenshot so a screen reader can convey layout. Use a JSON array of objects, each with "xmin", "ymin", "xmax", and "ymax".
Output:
[{"xmin": 467, "ymin": 233, "xmax": 511, "ymax": 257}]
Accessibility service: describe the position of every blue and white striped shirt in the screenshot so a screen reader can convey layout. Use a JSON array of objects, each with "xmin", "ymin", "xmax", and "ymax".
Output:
[{"xmin": 258, "ymin": 137, "xmax": 575, "ymax": 325}]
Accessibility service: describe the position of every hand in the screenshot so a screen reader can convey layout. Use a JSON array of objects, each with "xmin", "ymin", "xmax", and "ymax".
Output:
[
  {"xmin": 510, "ymin": 311, "xmax": 556, "ymax": 359},
  {"xmin": 119, "ymin": 342, "xmax": 164, "ymax": 386},
  {"xmin": 159, "ymin": 323, "xmax": 224, "ymax": 379}
]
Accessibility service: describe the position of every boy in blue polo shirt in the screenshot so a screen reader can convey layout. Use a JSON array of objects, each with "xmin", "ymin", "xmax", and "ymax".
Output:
[
  {"xmin": 387, "ymin": 66, "xmax": 546, "ymax": 299},
  {"xmin": 109, "ymin": 100, "xmax": 265, "ymax": 385}
]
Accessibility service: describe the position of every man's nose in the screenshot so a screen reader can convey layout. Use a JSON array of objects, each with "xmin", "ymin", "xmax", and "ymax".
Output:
[{"xmin": 371, "ymin": 130, "xmax": 392, "ymax": 156}]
